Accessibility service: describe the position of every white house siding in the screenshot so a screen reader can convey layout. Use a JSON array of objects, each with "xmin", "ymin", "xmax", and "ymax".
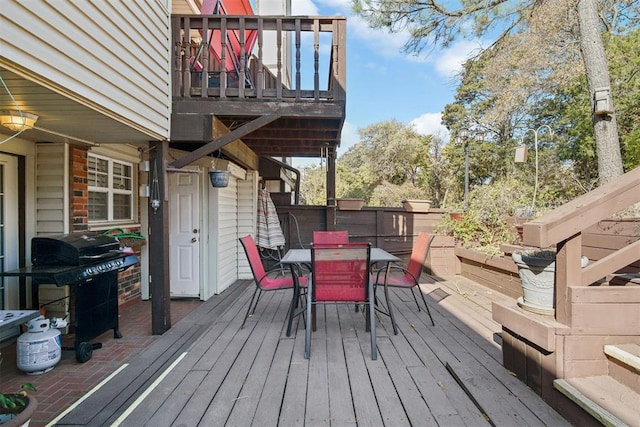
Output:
[
  {"xmin": 255, "ymin": 0, "xmax": 291, "ymax": 87},
  {"xmin": 0, "ymin": 0, "xmax": 170, "ymax": 140},
  {"xmin": 237, "ymin": 170, "xmax": 258, "ymax": 280},
  {"xmin": 214, "ymin": 176, "xmax": 240, "ymax": 294},
  {"xmin": 35, "ymin": 143, "xmax": 69, "ymax": 235}
]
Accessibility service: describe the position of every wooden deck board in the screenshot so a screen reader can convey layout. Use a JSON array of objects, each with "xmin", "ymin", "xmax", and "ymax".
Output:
[
  {"xmin": 58, "ymin": 276, "xmax": 571, "ymax": 426},
  {"xmin": 56, "ymin": 280, "xmax": 250, "ymax": 426},
  {"xmin": 306, "ymin": 306, "xmax": 331, "ymax": 425},
  {"xmin": 387, "ymin": 296, "xmax": 489, "ymax": 425},
  {"xmin": 343, "ymin": 337, "xmax": 385, "ymax": 427},
  {"xmin": 225, "ymin": 295, "xmax": 291, "ymax": 425},
  {"xmin": 200, "ymin": 291, "xmax": 289, "ymax": 425},
  {"xmin": 376, "ymin": 338, "xmax": 436, "ymax": 425},
  {"xmin": 325, "ymin": 304, "xmax": 358, "ymax": 425}
]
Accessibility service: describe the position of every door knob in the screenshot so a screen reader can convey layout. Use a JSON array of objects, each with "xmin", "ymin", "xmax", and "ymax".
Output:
[{"xmin": 191, "ymin": 237, "xmax": 197, "ymax": 243}]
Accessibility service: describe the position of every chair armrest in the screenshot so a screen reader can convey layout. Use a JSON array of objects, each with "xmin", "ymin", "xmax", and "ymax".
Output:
[{"xmin": 374, "ymin": 264, "xmax": 418, "ymax": 284}]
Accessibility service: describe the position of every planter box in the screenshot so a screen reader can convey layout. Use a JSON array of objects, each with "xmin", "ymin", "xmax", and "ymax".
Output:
[
  {"xmin": 337, "ymin": 198, "xmax": 364, "ymax": 210},
  {"xmin": 402, "ymin": 199, "xmax": 431, "ymax": 212}
]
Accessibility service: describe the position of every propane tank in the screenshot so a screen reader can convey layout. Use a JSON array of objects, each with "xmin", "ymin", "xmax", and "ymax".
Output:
[{"xmin": 17, "ymin": 316, "xmax": 62, "ymax": 375}]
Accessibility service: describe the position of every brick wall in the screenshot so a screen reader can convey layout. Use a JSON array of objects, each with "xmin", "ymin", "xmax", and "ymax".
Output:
[
  {"xmin": 70, "ymin": 146, "xmax": 89, "ymax": 232},
  {"xmin": 69, "ymin": 146, "xmax": 142, "ymax": 307}
]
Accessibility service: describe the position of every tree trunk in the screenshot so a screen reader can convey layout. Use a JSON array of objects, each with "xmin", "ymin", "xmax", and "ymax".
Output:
[{"xmin": 577, "ymin": 0, "xmax": 624, "ymax": 185}]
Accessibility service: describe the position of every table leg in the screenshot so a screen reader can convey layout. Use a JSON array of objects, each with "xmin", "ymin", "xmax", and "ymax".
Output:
[{"xmin": 286, "ymin": 264, "xmax": 300, "ymax": 337}]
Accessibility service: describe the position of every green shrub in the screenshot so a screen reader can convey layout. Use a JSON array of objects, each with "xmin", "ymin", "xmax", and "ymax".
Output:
[{"xmin": 436, "ymin": 179, "xmax": 532, "ymax": 253}]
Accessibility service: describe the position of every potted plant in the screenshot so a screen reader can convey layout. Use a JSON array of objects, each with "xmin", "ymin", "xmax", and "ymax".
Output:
[
  {"xmin": 336, "ymin": 198, "xmax": 364, "ymax": 210},
  {"xmin": 512, "ymin": 249, "xmax": 589, "ymax": 315},
  {"xmin": 0, "ymin": 383, "xmax": 37, "ymax": 426},
  {"xmin": 401, "ymin": 199, "xmax": 432, "ymax": 212}
]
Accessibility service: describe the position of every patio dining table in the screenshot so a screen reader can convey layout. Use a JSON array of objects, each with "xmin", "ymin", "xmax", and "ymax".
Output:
[{"xmin": 280, "ymin": 247, "xmax": 400, "ymax": 336}]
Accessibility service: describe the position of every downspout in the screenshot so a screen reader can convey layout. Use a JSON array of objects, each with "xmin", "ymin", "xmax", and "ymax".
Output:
[{"xmin": 269, "ymin": 157, "xmax": 301, "ymax": 205}]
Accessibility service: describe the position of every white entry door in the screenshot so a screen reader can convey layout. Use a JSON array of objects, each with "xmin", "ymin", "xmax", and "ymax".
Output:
[{"xmin": 169, "ymin": 171, "xmax": 200, "ymax": 297}]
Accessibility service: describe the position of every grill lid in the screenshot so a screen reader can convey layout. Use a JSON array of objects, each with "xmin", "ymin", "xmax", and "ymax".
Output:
[{"xmin": 32, "ymin": 232, "xmax": 122, "ymax": 266}]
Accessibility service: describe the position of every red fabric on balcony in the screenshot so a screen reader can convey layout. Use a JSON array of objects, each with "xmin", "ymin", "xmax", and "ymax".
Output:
[{"xmin": 201, "ymin": 0, "xmax": 258, "ymax": 73}]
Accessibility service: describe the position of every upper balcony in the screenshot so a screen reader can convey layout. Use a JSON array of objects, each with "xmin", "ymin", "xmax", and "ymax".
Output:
[{"xmin": 170, "ymin": 15, "xmax": 347, "ymax": 161}]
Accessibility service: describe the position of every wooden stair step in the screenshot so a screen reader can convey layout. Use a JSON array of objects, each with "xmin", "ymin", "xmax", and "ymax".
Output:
[
  {"xmin": 554, "ymin": 376, "xmax": 640, "ymax": 427},
  {"xmin": 608, "ymin": 274, "xmax": 640, "ymax": 286},
  {"xmin": 605, "ymin": 343, "xmax": 640, "ymax": 372}
]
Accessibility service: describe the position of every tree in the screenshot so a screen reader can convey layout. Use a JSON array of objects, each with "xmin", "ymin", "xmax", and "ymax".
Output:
[
  {"xmin": 577, "ymin": 0, "xmax": 623, "ymax": 183},
  {"xmin": 299, "ymin": 164, "xmax": 326, "ymax": 205},
  {"xmin": 335, "ymin": 120, "xmax": 433, "ymax": 206},
  {"xmin": 353, "ymin": 0, "xmax": 632, "ymax": 185}
]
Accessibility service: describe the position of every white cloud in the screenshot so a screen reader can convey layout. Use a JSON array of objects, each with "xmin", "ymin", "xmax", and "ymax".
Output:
[
  {"xmin": 432, "ymin": 39, "xmax": 485, "ymax": 78},
  {"xmin": 313, "ymin": 0, "xmax": 352, "ymax": 14},
  {"xmin": 291, "ymin": 0, "xmax": 319, "ymax": 15},
  {"xmin": 348, "ymin": 15, "xmax": 410, "ymax": 60},
  {"xmin": 336, "ymin": 121, "xmax": 358, "ymax": 156},
  {"xmin": 410, "ymin": 113, "xmax": 449, "ymax": 141}
]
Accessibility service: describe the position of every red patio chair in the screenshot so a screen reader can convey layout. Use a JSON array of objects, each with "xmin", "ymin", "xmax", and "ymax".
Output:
[
  {"xmin": 305, "ymin": 243, "xmax": 376, "ymax": 359},
  {"xmin": 374, "ymin": 233, "xmax": 435, "ymax": 332},
  {"xmin": 239, "ymin": 235, "xmax": 307, "ymax": 329},
  {"xmin": 312, "ymin": 230, "xmax": 349, "ymax": 244}
]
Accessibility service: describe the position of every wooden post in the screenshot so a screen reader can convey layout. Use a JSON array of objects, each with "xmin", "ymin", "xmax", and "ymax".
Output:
[
  {"xmin": 555, "ymin": 233, "xmax": 582, "ymax": 326},
  {"xmin": 326, "ymin": 148, "xmax": 336, "ymax": 230},
  {"xmin": 148, "ymin": 140, "xmax": 171, "ymax": 335}
]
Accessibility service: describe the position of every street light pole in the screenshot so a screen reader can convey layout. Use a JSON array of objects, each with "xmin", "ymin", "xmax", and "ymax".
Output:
[
  {"xmin": 522, "ymin": 125, "xmax": 553, "ymax": 211},
  {"xmin": 457, "ymin": 130, "xmax": 484, "ymax": 211},
  {"xmin": 463, "ymin": 140, "xmax": 470, "ymax": 211},
  {"xmin": 457, "ymin": 130, "xmax": 470, "ymax": 210}
]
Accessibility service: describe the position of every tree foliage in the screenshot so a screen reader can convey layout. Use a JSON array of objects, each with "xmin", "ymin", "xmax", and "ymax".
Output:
[
  {"xmin": 299, "ymin": 120, "xmax": 434, "ymax": 207},
  {"xmin": 353, "ymin": 0, "xmax": 640, "ymax": 184},
  {"xmin": 339, "ymin": 120, "xmax": 433, "ymax": 206}
]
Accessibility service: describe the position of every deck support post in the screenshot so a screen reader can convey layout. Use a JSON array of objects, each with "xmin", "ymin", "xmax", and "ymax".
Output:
[
  {"xmin": 148, "ymin": 140, "xmax": 171, "ymax": 335},
  {"xmin": 326, "ymin": 148, "xmax": 337, "ymax": 230}
]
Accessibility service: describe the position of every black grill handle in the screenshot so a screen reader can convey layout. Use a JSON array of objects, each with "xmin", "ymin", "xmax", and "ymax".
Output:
[{"xmin": 80, "ymin": 250, "xmax": 124, "ymax": 260}]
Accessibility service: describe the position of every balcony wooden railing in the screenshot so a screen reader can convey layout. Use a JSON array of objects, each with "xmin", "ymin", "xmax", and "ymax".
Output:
[
  {"xmin": 171, "ymin": 15, "xmax": 346, "ymax": 102},
  {"xmin": 522, "ymin": 166, "xmax": 640, "ymax": 325}
]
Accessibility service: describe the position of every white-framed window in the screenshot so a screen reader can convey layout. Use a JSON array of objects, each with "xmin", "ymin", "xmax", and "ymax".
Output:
[{"xmin": 88, "ymin": 154, "xmax": 135, "ymax": 222}]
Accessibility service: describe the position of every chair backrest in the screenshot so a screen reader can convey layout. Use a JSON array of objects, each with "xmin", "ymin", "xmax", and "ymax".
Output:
[
  {"xmin": 312, "ymin": 230, "xmax": 349, "ymax": 245},
  {"xmin": 311, "ymin": 243, "xmax": 371, "ymax": 302},
  {"xmin": 239, "ymin": 235, "xmax": 267, "ymax": 282},
  {"xmin": 406, "ymin": 233, "xmax": 435, "ymax": 279}
]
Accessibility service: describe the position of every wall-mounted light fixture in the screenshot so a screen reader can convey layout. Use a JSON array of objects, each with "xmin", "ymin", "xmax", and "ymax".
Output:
[{"xmin": 0, "ymin": 111, "xmax": 39, "ymax": 132}]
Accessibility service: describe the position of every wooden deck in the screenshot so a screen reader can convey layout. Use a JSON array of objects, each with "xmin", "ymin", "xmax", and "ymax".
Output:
[{"xmin": 55, "ymin": 274, "xmax": 569, "ymax": 426}]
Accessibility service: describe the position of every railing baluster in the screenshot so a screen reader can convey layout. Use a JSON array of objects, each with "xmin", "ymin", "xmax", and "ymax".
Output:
[
  {"xmin": 334, "ymin": 19, "xmax": 346, "ymax": 102},
  {"xmin": 201, "ymin": 16, "xmax": 209, "ymax": 97},
  {"xmin": 239, "ymin": 17, "xmax": 246, "ymax": 98},
  {"xmin": 276, "ymin": 18, "xmax": 282, "ymax": 100},
  {"xmin": 182, "ymin": 17, "xmax": 192, "ymax": 98},
  {"xmin": 295, "ymin": 18, "xmax": 301, "ymax": 100},
  {"xmin": 257, "ymin": 18, "xmax": 263, "ymax": 99},
  {"xmin": 171, "ymin": 16, "xmax": 182, "ymax": 98},
  {"xmin": 173, "ymin": 15, "xmax": 346, "ymax": 102},
  {"xmin": 314, "ymin": 19, "xmax": 319, "ymax": 101},
  {"xmin": 220, "ymin": 17, "xmax": 227, "ymax": 98}
]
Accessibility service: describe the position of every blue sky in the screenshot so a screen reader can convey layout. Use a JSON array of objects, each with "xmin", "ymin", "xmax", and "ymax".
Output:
[{"xmin": 289, "ymin": 0, "xmax": 485, "ymax": 166}]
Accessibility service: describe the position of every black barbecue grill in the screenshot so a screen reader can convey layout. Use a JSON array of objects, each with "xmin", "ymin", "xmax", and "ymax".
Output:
[{"xmin": 0, "ymin": 232, "xmax": 139, "ymax": 362}]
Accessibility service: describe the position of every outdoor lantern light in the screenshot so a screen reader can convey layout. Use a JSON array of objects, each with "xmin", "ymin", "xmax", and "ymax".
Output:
[{"xmin": 0, "ymin": 111, "xmax": 39, "ymax": 132}]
